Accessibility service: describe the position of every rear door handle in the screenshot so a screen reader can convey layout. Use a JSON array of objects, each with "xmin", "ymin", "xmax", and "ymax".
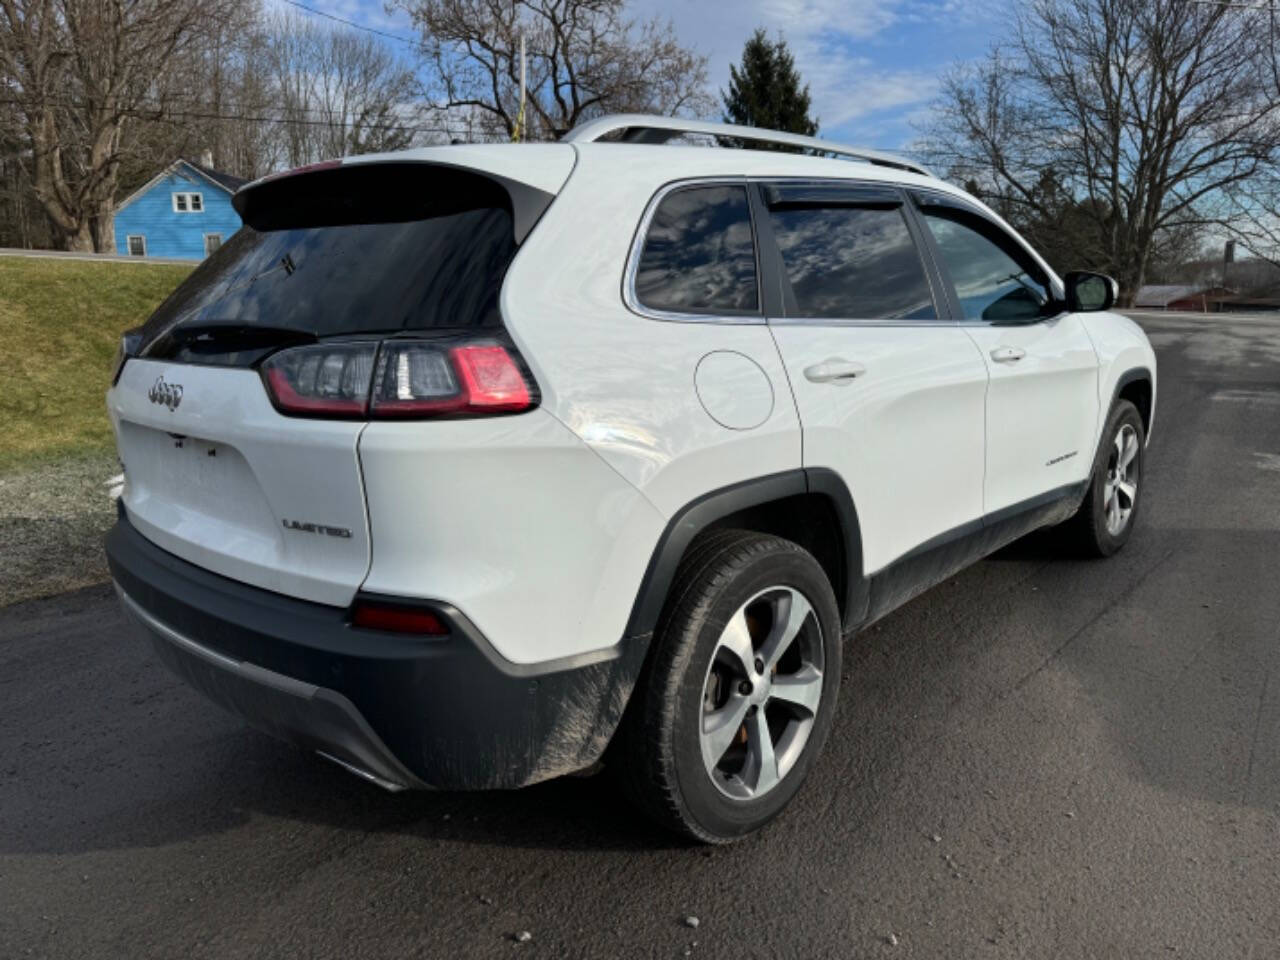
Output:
[
  {"xmin": 990, "ymin": 346, "xmax": 1026, "ymax": 364},
  {"xmin": 804, "ymin": 358, "xmax": 866, "ymax": 384}
]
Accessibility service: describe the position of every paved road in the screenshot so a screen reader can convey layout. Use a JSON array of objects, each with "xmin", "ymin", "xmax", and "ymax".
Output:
[{"xmin": 3, "ymin": 313, "xmax": 1279, "ymax": 959}]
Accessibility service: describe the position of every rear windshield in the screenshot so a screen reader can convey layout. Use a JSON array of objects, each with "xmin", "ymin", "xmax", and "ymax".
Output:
[{"xmin": 138, "ymin": 164, "xmax": 524, "ymax": 365}]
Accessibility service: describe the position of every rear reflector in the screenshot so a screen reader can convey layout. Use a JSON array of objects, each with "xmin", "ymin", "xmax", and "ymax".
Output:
[
  {"xmin": 261, "ymin": 338, "xmax": 535, "ymax": 419},
  {"xmin": 351, "ymin": 602, "xmax": 448, "ymax": 635}
]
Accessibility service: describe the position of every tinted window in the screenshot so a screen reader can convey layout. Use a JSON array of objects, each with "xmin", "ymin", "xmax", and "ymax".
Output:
[
  {"xmin": 767, "ymin": 204, "xmax": 936, "ymax": 320},
  {"xmin": 138, "ymin": 165, "xmax": 520, "ymax": 366},
  {"xmin": 922, "ymin": 210, "xmax": 1049, "ymax": 321},
  {"xmin": 634, "ymin": 185, "xmax": 758, "ymax": 315}
]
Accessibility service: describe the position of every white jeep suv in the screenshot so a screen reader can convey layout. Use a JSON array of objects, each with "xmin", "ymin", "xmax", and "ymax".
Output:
[{"xmin": 106, "ymin": 115, "xmax": 1156, "ymax": 842}]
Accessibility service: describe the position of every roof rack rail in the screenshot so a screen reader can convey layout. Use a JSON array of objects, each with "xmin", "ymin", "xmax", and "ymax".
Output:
[{"xmin": 561, "ymin": 114, "xmax": 933, "ymax": 178}]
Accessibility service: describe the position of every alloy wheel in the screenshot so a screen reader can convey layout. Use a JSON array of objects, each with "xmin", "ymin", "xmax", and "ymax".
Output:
[
  {"xmin": 698, "ymin": 586, "xmax": 824, "ymax": 800},
  {"xmin": 1104, "ymin": 422, "xmax": 1140, "ymax": 536}
]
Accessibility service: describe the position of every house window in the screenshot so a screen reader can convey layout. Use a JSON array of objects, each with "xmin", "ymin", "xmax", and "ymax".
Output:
[
  {"xmin": 204, "ymin": 233, "xmax": 223, "ymax": 257},
  {"xmin": 126, "ymin": 235, "xmax": 146, "ymax": 257},
  {"xmin": 172, "ymin": 192, "xmax": 203, "ymax": 213}
]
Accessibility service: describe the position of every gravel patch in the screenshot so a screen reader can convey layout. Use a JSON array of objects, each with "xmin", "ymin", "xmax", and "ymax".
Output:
[{"xmin": 0, "ymin": 449, "xmax": 119, "ymax": 607}]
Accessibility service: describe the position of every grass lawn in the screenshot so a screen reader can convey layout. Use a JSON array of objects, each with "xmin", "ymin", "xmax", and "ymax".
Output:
[{"xmin": 0, "ymin": 256, "xmax": 192, "ymax": 470}]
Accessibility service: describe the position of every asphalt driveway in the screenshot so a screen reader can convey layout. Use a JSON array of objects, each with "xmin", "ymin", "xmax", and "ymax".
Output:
[{"xmin": 1, "ymin": 311, "xmax": 1278, "ymax": 959}]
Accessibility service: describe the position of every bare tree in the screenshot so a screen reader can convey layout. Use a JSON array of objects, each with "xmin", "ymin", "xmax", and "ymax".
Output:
[
  {"xmin": 266, "ymin": 10, "xmax": 420, "ymax": 168},
  {"xmin": 922, "ymin": 0, "xmax": 1280, "ymax": 302},
  {"xmin": 0, "ymin": 0, "xmax": 246, "ymax": 252},
  {"xmin": 394, "ymin": 0, "xmax": 712, "ymax": 141}
]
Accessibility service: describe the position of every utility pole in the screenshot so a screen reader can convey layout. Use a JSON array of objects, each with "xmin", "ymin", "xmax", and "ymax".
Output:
[{"xmin": 1224, "ymin": 239, "xmax": 1236, "ymax": 289}]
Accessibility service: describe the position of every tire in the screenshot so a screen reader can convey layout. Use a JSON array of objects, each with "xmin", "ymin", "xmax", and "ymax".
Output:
[
  {"xmin": 1063, "ymin": 399, "xmax": 1146, "ymax": 557},
  {"xmin": 611, "ymin": 530, "xmax": 842, "ymax": 843}
]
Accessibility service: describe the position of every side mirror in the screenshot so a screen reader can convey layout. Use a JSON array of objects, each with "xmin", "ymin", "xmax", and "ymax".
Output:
[{"xmin": 1064, "ymin": 271, "xmax": 1118, "ymax": 312}]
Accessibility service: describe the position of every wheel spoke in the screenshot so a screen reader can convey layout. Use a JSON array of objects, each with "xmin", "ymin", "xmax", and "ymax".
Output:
[
  {"xmin": 716, "ymin": 609, "xmax": 756, "ymax": 677},
  {"xmin": 744, "ymin": 708, "xmax": 779, "ymax": 795},
  {"xmin": 1116, "ymin": 480, "xmax": 1137, "ymax": 508},
  {"xmin": 701, "ymin": 695, "xmax": 751, "ymax": 769},
  {"xmin": 759, "ymin": 590, "xmax": 813, "ymax": 672},
  {"xmin": 1107, "ymin": 490, "xmax": 1120, "ymax": 530},
  {"xmin": 1113, "ymin": 433, "xmax": 1125, "ymax": 470},
  {"xmin": 769, "ymin": 665, "xmax": 823, "ymax": 716},
  {"xmin": 1119, "ymin": 431, "xmax": 1138, "ymax": 471}
]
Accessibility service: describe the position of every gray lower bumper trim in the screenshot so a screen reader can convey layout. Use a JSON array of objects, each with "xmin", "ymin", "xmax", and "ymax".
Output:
[{"xmin": 115, "ymin": 583, "xmax": 424, "ymax": 792}]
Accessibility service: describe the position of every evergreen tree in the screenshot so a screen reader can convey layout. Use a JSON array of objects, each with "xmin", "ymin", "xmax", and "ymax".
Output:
[{"xmin": 722, "ymin": 29, "xmax": 818, "ymax": 144}]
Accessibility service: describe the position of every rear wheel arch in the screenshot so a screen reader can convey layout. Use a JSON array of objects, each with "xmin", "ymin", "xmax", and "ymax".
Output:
[{"xmin": 624, "ymin": 469, "xmax": 865, "ymax": 640}]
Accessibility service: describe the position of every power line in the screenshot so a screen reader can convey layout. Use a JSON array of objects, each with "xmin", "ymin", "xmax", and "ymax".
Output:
[
  {"xmin": 0, "ymin": 96, "xmax": 462, "ymax": 137},
  {"xmin": 279, "ymin": 0, "xmax": 426, "ymax": 50},
  {"xmin": 1189, "ymin": 1, "xmax": 1277, "ymax": 7}
]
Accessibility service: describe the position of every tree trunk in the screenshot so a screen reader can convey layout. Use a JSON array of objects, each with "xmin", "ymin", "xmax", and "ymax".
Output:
[
  {"xmin": 62, "ymin": 219, "xmax": 95, "ymax": 253},
  {"xmin": 91, "ymin": 202, "xmax": 116, "ymax": 254}
]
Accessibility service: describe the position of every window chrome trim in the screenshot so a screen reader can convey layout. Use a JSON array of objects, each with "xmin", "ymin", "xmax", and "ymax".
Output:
[
  {"xmin": 622, "ymin": 175, "xmax": 1071, "ymax": 329},
  {"xmin": 623, "ymin": 177, "xmax": 766, "ymax": 325},
  {"xmin": 765, "ymin": 316, "xmax": 962, "ymax": 329}
]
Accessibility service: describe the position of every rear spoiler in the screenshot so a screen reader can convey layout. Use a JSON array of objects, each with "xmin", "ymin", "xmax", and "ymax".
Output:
[{"xmin": 232, "ymin": 160, "xmax": 557, "ymax": 244}]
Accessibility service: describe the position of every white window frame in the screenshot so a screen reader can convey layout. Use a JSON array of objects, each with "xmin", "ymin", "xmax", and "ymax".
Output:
[
  {"xmin": 126, "ymin": 235, "xmax": 146, "ymax": 257},
  {"xmin": 203, "ymin": 233, "xmax": 223, "ymax": 256},
  {"xmin": 172, "ymin": 191, "xmax": 204, "ymax": 213}
]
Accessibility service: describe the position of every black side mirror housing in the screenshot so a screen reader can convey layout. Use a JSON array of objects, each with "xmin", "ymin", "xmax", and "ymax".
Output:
[{"xmin": 1064, "ymin": 271, "xmax": 1118, "ymax": 312}]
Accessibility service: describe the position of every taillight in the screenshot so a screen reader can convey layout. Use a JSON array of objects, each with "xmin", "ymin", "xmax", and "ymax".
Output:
[
  {"xmin": 260, "ymin": 338, "xmax": 536, "ymax": 419},
  {"xmin": 261, "ymin": 342, "xmax": 376, "ymax": 417},
  {"xmin": 370, "ymin": 342, "xmax": 531, "ymax": 416},
  {"xmin": 351, "ymin": 600, "xmax": 448, "ymax": 635}
]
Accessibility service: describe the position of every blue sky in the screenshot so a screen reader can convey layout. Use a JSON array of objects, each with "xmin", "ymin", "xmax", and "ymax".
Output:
[{"xmin": 290, "ymin": 0, "xmax": 1011, "ymax": 149}]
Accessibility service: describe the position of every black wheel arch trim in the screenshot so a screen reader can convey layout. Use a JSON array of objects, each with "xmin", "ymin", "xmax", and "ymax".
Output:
[
  {"xmin": 623, "ymin": 468, "xmax": 866, "ymax": 640},
  {"xmin": 1110, "ymin": 365, "xmax": 1154, "ymax": 439}
]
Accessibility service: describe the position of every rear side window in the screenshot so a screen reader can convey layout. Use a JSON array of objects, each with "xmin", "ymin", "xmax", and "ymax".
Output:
[
  {"xmin": 138, "ymin": 164, "xmax": 532, "ymax": 366},
  {"xmin": 767, "ymin": 203, "xmax": 937, "ymax": 320},
  {"xmin": 633, "ymin": 184, "xmax": 759, "ymax": 315},
  {"xmin": 920, "ymin": 209, "xmax": 1049, "ymax": 322}
]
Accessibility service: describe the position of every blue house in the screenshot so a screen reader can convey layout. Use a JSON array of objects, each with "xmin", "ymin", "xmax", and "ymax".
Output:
[{"xmin": 113, "ymin": 157, "xmax": 247, "ymax": 260}]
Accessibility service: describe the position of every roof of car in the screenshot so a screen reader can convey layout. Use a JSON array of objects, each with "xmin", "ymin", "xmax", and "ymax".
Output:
[{"xmin": 342, "ymin": 139, "xmax": 950, "ymax": 196}]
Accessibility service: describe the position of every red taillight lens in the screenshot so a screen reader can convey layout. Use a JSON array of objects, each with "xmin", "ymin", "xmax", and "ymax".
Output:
[
  {"xmin": 263, "ymin": 339, "xmax": 535, "ymax": 419},
  {"xmin": 451, "ymin": 345, "xmax": 532, "ymax": 411},
  {"xmin": 351, "ymin": 601, "xmax": 448, "ymax": 635}
]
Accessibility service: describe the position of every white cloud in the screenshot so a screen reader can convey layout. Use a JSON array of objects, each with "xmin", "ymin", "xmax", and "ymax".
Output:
[
  {"xmin": 628, "ymin": 0, "xmax": 983, "ymax": 145},
  {"xmin": 283, "ymin": 0, "xmax": 1004, "ymax": 147}
]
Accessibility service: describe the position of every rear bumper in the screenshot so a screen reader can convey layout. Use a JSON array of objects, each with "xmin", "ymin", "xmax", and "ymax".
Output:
[{"xmin": 106, "ymin": 511, "xmax": 649, "ymax": 790}]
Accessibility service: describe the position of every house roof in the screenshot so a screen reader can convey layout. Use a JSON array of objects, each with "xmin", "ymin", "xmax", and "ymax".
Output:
[
  {"xmin": 114, "ymin": 158, "xmax": 247, "ymax": 214},
  {"xmin": 184, "ymin": 158, "xmax": 248, "ymax": 193}
]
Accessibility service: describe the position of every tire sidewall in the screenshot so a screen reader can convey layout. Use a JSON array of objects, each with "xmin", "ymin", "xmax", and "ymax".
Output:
[{"xmin": 666, "ymin": 547, "xmax": 842, "ymax": 840}]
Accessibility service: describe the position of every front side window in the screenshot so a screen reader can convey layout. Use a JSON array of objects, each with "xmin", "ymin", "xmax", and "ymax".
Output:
[
  {"xmin": 767, "ymin": 203, "xmax": 936, "ymax": 320},
  {"xmin": 921, "ymin": 209, "xmax": 1049, "ymax": 322},
  {"xmin": 633, "ymin": 184, "xmax": 759, "ymax": 315}
]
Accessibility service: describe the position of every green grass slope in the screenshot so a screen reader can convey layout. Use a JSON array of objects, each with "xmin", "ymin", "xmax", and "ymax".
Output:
[{"xmin": 0, "ymin": 256, "xmax": 191, "ymax": 469}]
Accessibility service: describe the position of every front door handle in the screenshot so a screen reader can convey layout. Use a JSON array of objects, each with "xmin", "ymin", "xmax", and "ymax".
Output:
[
  {"xmin": 990, "ymin": 346, "xmax": 1026, "ymax": 364},
  {"xmin": 804, "ymin": 358, "xmax": 866, "ymax": 384}
]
